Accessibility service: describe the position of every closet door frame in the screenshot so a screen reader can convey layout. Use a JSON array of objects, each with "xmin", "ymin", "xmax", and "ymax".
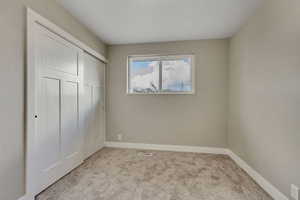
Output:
[{"xmin": 26, "ymin": 8, "xmax": 107, "ymax": 200}]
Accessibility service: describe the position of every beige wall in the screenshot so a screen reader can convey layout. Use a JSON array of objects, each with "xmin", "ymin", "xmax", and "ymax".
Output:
[
  {"xmin": 228, "ymin": 0, "xmax": 300, "ymax": 197},
  {"xmin": 2, "ymin": 0, "xmax": 298, "ymax": 199},
  {"xmin": 107, "ymin": 40, "xmax": 229, "ymax": 147},
  {"xmin": 0, "ymin": 1, "xmax": 106, "ymax": 200}
]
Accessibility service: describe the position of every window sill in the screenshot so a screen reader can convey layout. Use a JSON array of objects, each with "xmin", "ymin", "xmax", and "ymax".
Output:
[{"xmin": 126, "ymin": 91, "xmax": 195, "ymax": 95}]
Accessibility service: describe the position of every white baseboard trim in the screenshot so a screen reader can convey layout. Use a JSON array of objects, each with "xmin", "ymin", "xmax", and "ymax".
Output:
[
  {"xmin": 18, "ymin": 195, "xmax": 34, "ymax": 200},
  {"xmin": 18, "ymin": 196, "xmax": 26, "ymax": 200},
  {"xmin": 227, "ymin": 150, "xmax": 289, "ymax": 200},
  {"xmin": 105, "ymin": 141, "xmax": 289, "ymax": 200},
  {"xmin": 105, "ymin": 141, "xmax": 228, "ymax": 155}
]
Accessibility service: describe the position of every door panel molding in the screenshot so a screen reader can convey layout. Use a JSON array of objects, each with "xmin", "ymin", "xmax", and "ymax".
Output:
[{"xmin": 27, "ymin": 8, "xmax": 107, "ymax": 63}]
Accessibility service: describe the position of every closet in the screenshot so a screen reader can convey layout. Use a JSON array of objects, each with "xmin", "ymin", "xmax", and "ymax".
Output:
[
  {"xmin": 33, "ymin": 25, "xmax": 84, "ymax": 193},
  {"xmin": 26, "ymin": 10, "xmax": 106, "ymax": 197},
  {"xmin": 82, "ymin": 53, "xmax": 106, "ymax": 159}
]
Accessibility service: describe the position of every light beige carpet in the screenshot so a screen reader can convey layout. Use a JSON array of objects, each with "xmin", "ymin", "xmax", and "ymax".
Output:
[{"xmin": 37, "ymin": 148, "xmax": 272, "ymax": 200}]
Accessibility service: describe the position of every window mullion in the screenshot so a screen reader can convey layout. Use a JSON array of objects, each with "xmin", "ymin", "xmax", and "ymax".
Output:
[{"xmin": 159, "ymin": 60, "xmax": 162, "ymax": 92}]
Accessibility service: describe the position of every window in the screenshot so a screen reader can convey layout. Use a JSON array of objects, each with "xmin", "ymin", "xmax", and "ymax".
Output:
[{"xmin": 127, "ymin": 55, "xmax": 195, "ymax": 94}]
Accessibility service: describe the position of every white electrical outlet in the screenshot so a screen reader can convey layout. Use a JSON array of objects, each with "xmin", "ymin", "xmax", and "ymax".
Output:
[
  {"xmin": 291, "ymin": 184, "xmax": 299, "ymax": 200},
  {"xmin": 117, "ymin": 134, "xmax": 123, "ymax": 141}
]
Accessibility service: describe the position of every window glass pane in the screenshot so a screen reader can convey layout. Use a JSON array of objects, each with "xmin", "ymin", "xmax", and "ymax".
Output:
[
  {"xmin": 161, "ymin": 58, "xmax": 192, "ymax": 92},
  {"xmin": 129, "ymin": 60, "xmax": 159, "ymax": 93}
]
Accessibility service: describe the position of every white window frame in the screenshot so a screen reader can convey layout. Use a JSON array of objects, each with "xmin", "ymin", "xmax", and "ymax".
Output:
[{"xmin": 127, "ymin": 54, "xmax": 195, "ymax": 95}]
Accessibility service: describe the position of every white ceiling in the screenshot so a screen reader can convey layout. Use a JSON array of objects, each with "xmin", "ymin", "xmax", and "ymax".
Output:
[{"xmin": 58, "ymin": 0, "xmax": 262, "ymax": 45}]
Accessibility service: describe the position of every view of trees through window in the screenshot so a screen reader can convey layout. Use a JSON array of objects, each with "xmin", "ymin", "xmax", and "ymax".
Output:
[{"xmin": 128, "ymin": 55, "xmax": 194, "ymax": 94}]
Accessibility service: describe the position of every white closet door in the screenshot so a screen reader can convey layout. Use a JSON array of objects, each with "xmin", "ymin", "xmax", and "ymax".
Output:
[
  {"xmin": 92, "ymin": 85, "xmax": 105, "ymax": 151},
  {"xmin": 34, "ymin": 24, "xmax": 84, "ymax": 193},
  {"xmin": 82, "ymin": 53, "xmax": 105, "ymax": 159},
  {"xmin": 82, "ymin": 84, "xmax": 94, "ymax": 158}
]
